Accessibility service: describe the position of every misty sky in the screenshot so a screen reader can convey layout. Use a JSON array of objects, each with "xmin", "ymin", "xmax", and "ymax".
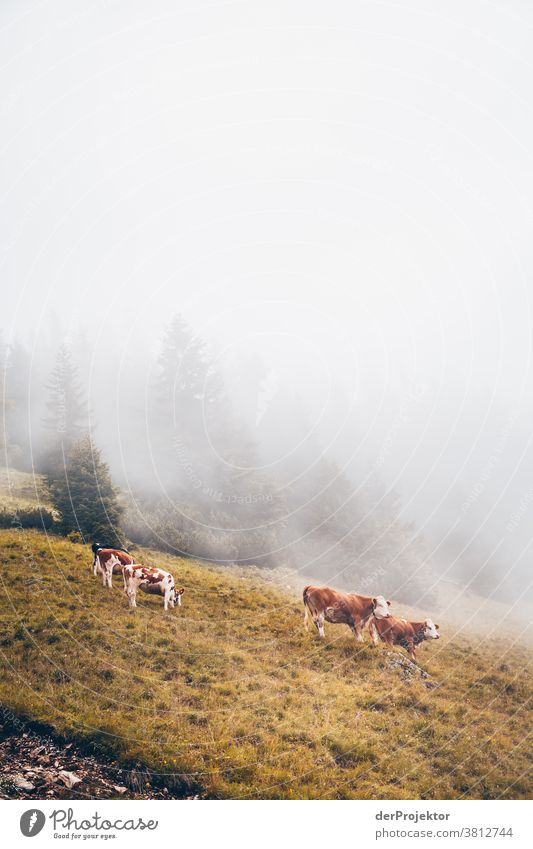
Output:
[{"xmin": 1, "ymin": 1, "xmax": 533, "ymax": 601}]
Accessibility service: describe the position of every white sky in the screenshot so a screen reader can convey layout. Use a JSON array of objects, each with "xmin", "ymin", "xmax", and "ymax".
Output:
[{"xmin": 2, "ymin": 0, "xmax": 533, "ymax": 588}]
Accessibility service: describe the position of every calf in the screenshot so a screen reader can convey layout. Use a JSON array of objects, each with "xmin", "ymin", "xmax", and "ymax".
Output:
[
  {"xmin": 123, "ymin": 563, "xmax": 185, "ymax": 611},
  {"xmin": 303, "ymin": 585, "xmax": 391, "ymax": 641},
  {"xmin": 92, "ymin": 544, "xmax": 134, "ymax": 588},
  {"xmin": 369, "ymin": 615, "xmax": 440, "ymax": 660}
]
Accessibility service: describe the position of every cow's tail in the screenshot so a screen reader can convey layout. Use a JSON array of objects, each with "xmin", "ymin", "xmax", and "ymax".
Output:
[{"xmin": 303, "ymin": 586, "xmax": 312, "ymax": 630}]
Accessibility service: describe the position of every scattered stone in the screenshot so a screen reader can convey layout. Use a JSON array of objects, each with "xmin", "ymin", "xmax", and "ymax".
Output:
[
  {"xmin": 0, "ymin": 726, "xmax": 197, "ymax": 799},
  {"xmin": 57, "ymin": 770, "xmax": 82, "ymax": 789},
  {"xmin": 9, "ymin": 775, "xmax": 35, "ymax": 791},
  {"xmin": 383, "ymin": 650, "xmax": 432, "ymax": 682}
]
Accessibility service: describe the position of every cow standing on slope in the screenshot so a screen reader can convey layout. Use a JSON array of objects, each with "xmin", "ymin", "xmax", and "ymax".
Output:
[
  {"xmin": 92, "ymin": 543, "xmax": 134, "ymax": 588},
  {"xmin": 303, "ymin": 585, "xmax": 391, "ymax": 641},
  {"xmin": 369, "ymin": 615, "xmax": 440, "ymax": 660},
  {"xmin": 123, "ymin": 563, "xmax": 185, "ymax": 611}
]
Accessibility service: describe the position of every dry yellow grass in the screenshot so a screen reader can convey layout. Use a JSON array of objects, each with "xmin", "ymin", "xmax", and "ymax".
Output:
[
  {"xmin": 0, "ymin": 528, "xmax": 531, "ymax": 799},
  {"xmin": 0, "ymin": 468, "xmax": 52, "ymax": 513}
]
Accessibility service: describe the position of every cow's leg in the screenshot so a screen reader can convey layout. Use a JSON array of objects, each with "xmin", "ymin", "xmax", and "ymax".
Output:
[
  {"xmin": 303, "ymin": 604, "xmax": 309, "ymax": 631},
  {"xmin": 93, "ymin": 555, "xmax": 98, "ymax": 576},
  {"xmin": 163, "ymin": 589, "xmax": 171, "ymax": 611},
  {"xmin": 369, "ymin": 620, "xmax": 380, "ymax": 646},
  {"xmin": 314, "ymin": 613, "xmax": 325, "ymax": 638},
  {"xmin": 124, "ymin": 577, "xmax": 137, "ymax": 608},
  {"xmin": 351, "ymin": 619, "xmax": 364, "ymax": 642},
  {"xmin": 407, "ymin": 640, "xmax": 416, "ymax": 661},
  {"xmin": 105, "ymin": 563, "xmax": 114, "ymax": 588}
]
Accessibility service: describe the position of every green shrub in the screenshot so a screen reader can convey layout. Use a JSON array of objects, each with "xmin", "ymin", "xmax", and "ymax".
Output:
[{"xmin": 0, "ymin": 506, "xmax": 56, "ymax": 531}]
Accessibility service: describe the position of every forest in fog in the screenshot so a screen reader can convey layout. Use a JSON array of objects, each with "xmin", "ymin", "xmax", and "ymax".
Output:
[
  {"xmin": 1, "ymin": 315, "xmax": 434, "ymax": 604},
  {"xmin": 4, "ymin": 308, "xmax": 529, "ymax": 608}
]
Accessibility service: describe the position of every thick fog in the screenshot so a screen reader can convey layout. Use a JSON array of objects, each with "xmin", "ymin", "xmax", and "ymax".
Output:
[{"xmin": 2, "ymin": 1, "xmax": 533, "ymax": 609}]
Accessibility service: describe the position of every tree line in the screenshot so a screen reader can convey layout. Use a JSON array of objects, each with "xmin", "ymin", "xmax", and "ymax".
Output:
[{"xmin": 0, "ymin": 318, "xmax": 432, "ymax": 603}]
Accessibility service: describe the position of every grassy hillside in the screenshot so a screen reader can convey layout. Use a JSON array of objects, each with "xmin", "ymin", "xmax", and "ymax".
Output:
[
  {"xmin": 0, "ymin": 528, "xmax": 531, "ymax": 799},
  {"xmin": 0, "ymin": 467, "xmax": 52, "ymax": 512}
]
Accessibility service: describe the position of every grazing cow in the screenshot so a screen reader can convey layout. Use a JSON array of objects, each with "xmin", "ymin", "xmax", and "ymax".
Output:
[
  {"xmin": 123, "ymin": 563, "xmax": 185, "ymax": 611},
  {"xmin": 369, "ymin": 615, "xmax": 440, "ymax": 660},
  {"xmin": 303, "ymin": 585, "xmax": 391, "ymax": 641},
  {"xmin": 92, "ymin": 543, "xmax": 134, "ymax": 588}
]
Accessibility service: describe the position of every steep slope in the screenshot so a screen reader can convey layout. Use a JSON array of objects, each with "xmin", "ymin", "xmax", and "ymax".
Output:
[{"xmin": 0, "ymin": 528, "xmax": 531, "ymax": 799}]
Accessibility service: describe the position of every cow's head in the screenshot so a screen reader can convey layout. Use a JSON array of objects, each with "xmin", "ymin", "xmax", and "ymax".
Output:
[
  {"xmin": 372, "ymin": 595, "xmax": 391, "ymax": 619},
  {"xmin": 423, "ymin": 619, "xmax": 440, "ymax": 639},
  {"xmin": 172, "ymin": 587, "xmax": 185, "ymax": 606}
]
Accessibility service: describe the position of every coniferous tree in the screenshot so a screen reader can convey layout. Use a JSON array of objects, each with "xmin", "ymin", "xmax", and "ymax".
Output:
[
  {"xmin": 151, "ymin": 314, "xmax": 220, "ymax": 492},
  {"xmin": 48, "ymin": 435, "xmax": 123, "ymax": 545},
  {"xmin": 41, "ymin": 344, "xmax": 86, "ymax": 473}
]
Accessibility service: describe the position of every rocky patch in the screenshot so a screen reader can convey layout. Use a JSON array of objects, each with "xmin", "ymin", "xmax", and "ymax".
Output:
[
  {"xmin": 0, "ymin": 725, "xmax": 197, "ymax": 800},
  {"xmin": 382, "ymin": 649, "xmax": 440, "ymax": 688}
]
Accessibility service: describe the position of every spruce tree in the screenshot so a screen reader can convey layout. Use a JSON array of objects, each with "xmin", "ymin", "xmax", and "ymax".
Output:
[
  {"xmin": 41, "ymin": 344, "xmax": 86, "ymax": 473},
  {"xmin": 151, "ymin": 314, "xmax": 215, "ymax": 491},
  {"xmin": 48, "ymin": 435, "xmax": 123, "ymax": 545}
]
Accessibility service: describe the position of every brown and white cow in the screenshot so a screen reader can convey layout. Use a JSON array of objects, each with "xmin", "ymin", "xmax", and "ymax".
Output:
[
  {"xmin": 92, "ymin": 544, "xmax": 134, "ymax": 588},
  {"xmin": 303, "ymin": 585, "xmax": 391, "ymax": 641},
  {"xmin": 369, "ymin": 615, "xmax": 440, "ymax": 660},
  {"xmin": 123, "ymin": 563, "xmax": 185, "ymax": 611}
]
